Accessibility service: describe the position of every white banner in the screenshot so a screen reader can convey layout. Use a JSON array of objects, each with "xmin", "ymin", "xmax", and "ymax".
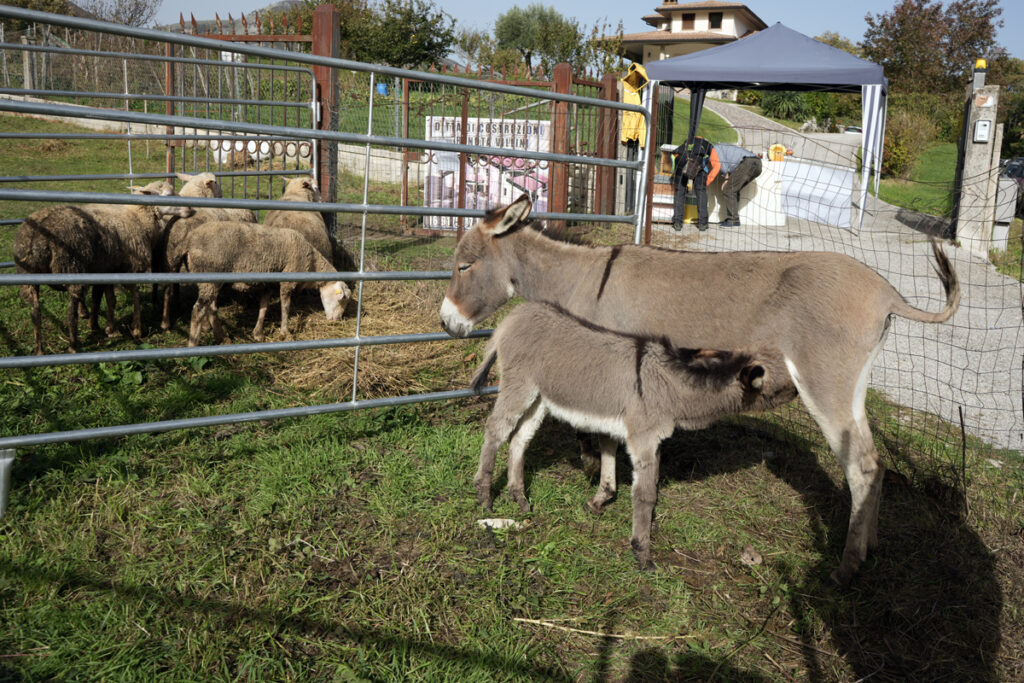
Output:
[{"xmin": 423, "ymin": 116, "xmax": 551, "ymax": 230}]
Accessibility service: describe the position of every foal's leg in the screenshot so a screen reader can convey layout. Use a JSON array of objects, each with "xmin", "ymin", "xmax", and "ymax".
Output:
[
  {"xmin": 625, "ymin": 434, "xmax": 662, "ymax": 571},
  {"xmin": 585, "ymin": 435, "xmax": 619, "ymax": 514},
  {"xmin": 505, "ymin": 399, "xmax": 547, "ymax": 513},
  {"xmin": 475, "ymin": 385, "xmax": 537, "ymax": 510}
]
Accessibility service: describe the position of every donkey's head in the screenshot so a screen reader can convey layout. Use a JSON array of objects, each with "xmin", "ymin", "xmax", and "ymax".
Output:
[{"xmin": 440, "ymin": 195, "xmax": 533, "ymax": 337}]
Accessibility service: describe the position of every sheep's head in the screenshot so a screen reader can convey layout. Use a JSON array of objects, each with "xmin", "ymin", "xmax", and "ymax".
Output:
[
  {"xmin": 318, "ymin": 280, "xmax": 350, "ymax": 321},
  {"xmin": 131, "ymin": 181, "xmax": 194, "ymax": 220},
  {"xmin": 280, "ymin": 176, "xmax": 321, "ymax": 202},
  {"xmin": 177, "ymin": 172, "xmax": 223, "ymax": 199}
]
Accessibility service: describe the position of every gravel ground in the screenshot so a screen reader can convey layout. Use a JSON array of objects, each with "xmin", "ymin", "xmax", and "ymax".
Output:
[{"xmin": 657, "ymin": 98, "xmax": 1023, "ymax": 452}]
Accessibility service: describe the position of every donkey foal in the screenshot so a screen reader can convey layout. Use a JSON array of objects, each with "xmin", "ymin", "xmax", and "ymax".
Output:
[{"xmin": 472, "ymin": 301, "xmax": 798, "ymax": 570}]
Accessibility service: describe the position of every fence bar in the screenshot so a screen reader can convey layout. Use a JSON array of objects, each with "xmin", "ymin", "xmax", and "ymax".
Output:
[
  {"xmin": 0, "ymin": 270, "xmax": 451, "ymax": 285},
  {"xmin": 0, "ymin": 329, "xmax": 494, "ymax": 369},
  {"xmin": 0, "ymin": 189, "xmax": 635, "ymax": 224},
  {"xmin": 0, "ymin": 41, "xmax": 316, "ymax": 76},
  {"xmin": 0, "ymin": 386, "xmax": 500, "ymax": 450},
  {"xmin": 0, "ymin": 449, "xmax": 13, "ymax": 518},
  {"xmin": 0, "ymin": 98, "xmax": 642, "ymax": 171},
  {"xmin": 0, "ymin": 170, "xmax": 301, "ymax": 183},
  {"xmin": 0, "ymin": 87, "xmax": 312, "ymax": 108},
  {"xmin": 0, "ymin": 6, "xmax": 646, "ymax": 113}
]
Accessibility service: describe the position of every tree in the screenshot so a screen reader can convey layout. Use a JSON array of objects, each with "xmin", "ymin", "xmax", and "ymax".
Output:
[
  {"xmin": 862, "ymin": 0, "xmax": 1006, "ymax": 93},
  {"xmin": 361, "ymin": 0, "xmax": 455, "ymax": 68},
  {"xmin": 494, "ymin": 4, "xmax": 577, "ymax": 72},
  {"xmin": 279, "ymin": 0, "xmax": 454, "ymax": 68},
  {"xmin": 815, "ymin": 31, "xmax": 860, "ymax": 56},
  {"xmin": 1, "ymin": 0, "xmax": 69, "ymax": 31},
  {"xmin": 493, "ymin": 5, "xmax": 624, "ymax": 75},
  {"xmin": 78, "ymin": 0, "xmax": 161, "ymax": 26}
]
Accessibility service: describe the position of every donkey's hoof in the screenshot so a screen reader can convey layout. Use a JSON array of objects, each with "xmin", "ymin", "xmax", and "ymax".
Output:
[
  {"xmin": 584, "ymin": 498, "xmax": 605, "ymax": 516},
  {"xmin": 514, "ymin": 498, "xmax": 532, "ymax": 514}
]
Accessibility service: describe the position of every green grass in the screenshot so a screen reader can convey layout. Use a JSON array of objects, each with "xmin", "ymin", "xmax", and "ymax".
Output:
[
  {"xmin": 1, "ymin": 114, "xmax": 1022, "ymax": 681},
  {"xmin": 876, "ymin": 142, "xmax": 958, "ymax": 216},
  {"xmin": 671, "ymin": 96, "xmax": 739, "ymax": 146}
]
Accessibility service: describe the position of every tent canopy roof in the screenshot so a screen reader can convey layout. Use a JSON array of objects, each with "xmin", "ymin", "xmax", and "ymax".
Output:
[{"xmin": 644, "ymin": 22, "xmax": 887, "ymax": 94}]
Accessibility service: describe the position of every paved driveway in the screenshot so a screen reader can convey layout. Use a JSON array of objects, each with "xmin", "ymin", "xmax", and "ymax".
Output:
[{"xmin": 660, "ymin": 98, "xmax": 1023, "ymax": 452}]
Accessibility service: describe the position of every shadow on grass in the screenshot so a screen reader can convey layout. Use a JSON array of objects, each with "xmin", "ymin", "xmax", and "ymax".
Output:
[
  {"xmin": 509, "ymin": 416, "xmax": 1002, "ymax": 681},
  {"xmin": 0, "ymin": 558, "xmax": 779, "ymax": 682}
]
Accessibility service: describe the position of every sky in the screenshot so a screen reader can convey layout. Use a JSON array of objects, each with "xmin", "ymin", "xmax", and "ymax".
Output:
[{"xmin": 154, "ymin": 0, "xmax": 1024, "ymax": 61}]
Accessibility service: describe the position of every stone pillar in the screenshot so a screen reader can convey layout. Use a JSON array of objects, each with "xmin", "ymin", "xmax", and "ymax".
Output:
[{"xmin": 954, "ymin": 63, "xmax": 1001, "ymax": 259}]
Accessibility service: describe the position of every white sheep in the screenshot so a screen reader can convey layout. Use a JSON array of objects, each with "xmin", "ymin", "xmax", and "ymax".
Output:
[{"xmin": 183, "ymin": 220, "xmax": 350, "ymax": 346}]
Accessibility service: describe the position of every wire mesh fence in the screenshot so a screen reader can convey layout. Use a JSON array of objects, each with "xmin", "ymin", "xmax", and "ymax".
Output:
[{"xmin": 644, "ymin": 95, "xmax": 1022, "ymax": 488}]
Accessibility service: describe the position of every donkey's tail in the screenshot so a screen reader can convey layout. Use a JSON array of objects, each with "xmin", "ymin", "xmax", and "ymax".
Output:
[
  {"xmin": 471, "ymin": 348, "xmax": 498, "ymax": 393},
  {"xmin": 890, "ymin": 239, "xmax": 961, "ymax": 324}
]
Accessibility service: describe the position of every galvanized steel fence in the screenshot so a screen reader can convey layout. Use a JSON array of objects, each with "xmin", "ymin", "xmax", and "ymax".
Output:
[{"xmin": 0, "ymin": 5, "xmax": 650, "ymax": 477}]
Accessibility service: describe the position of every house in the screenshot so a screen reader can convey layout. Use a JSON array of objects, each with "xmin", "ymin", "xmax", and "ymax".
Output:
[{"xmin": 620, "ymin": 1, "xmax": 768, "ymax": 65}]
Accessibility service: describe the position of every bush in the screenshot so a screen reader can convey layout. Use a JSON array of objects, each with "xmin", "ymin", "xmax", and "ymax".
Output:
[
  {"xmin": 759, "ymin": 90, "xmax": 811, "ymax": 122},
  {"xmin": 888, "ymin": 92, "xmax": 962, "ymax": 143},
  {"xmin": 882, "ymin": 108, "xmax": 938, "ymax": 178},
  {"xmin": 804, "ymin": 91, "xmax": 862, "ymax": 131},
  {"xmin": 735, "ymin": 90, "xmax": 761, "ymax": 106}
]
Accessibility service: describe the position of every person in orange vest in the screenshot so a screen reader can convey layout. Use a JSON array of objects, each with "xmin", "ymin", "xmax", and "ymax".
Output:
[{"xmin": 706, "ymin": 143, "xmax": 762, "ymax": 228}]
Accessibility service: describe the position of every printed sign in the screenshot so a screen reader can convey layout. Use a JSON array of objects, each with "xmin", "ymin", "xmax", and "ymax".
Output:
[{"xmin": 423, "ymin": 116, "xmax": 551, "ymax": 230}]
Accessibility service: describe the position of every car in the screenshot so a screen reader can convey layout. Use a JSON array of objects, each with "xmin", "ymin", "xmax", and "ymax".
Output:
[{"xmin": 844, "ymin": 125, "xmax": 862, "ymax": 134}]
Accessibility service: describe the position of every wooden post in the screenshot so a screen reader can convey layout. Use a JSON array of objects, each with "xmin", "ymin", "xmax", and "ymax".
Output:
[
  {"xmin": 595, "ymin": 73, "xmax": 618, "ymax": 216},
  {"xmin": 549, "ymin": 63, "xmax": 572, "ymax": 230},
  {"xmin": 312, "ymin": 4, "xmax": 340, "ymax": 231}
]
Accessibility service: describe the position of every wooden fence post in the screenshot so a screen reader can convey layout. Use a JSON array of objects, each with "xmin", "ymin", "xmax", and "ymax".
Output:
[
  {"xmin": 312, "ymin": 4, "xmax": 339, "ymax": 229},
  {"xmin": 595, "ymin": 73, "xmax": 618, "ymax": 216},
  {"xmin": 550, "ymin": 62, "xmax": 572, "ymax": 230}
]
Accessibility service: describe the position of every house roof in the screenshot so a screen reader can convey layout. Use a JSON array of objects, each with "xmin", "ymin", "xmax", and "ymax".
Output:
[
  {"xmin": 620, "ymin": 30, "xmax": 735, "ymax": 45},
  {"xmin": 641, "ymin": 1, "xmax": 768, "ymax": 29}
]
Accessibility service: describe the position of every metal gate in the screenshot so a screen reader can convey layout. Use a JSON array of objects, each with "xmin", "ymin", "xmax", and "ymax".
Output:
[{"xmin": 0, "ymin": 5, "xmax": 650, "ymax": 502}]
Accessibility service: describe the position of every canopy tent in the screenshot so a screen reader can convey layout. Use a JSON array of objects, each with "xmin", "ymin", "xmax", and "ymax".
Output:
[{"xmin": 644, "ymin": 22, "xmax": 888, "ymax": 230}]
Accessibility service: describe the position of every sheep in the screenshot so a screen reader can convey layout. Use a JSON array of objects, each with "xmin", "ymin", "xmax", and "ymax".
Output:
[
  {"xmin": 13, "ymin": 181, "xmax": 192, "ymax": 354},
  {"xmin": 471, "ymin": 301, "xmax": 798, "ymax": 570},
  {"xmin": 156, "ymin": 172, "xmax": 259, "ymax": 331},
  {"xmin": 182, "ymin": 220, "xmax": 351, "ymax": 346},
  {"xmin": 261, "ymin": 176, "xmax": 334, "ymax": 264}
]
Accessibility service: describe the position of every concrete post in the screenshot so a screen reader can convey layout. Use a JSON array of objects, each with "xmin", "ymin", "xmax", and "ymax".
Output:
[{"xmin": 954, "ymin": 64, "xmax": 1001, "ymax": 259}]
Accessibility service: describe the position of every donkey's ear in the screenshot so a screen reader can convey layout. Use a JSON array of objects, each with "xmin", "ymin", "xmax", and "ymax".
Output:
[{"xmin": 492, "ymin": 195, "xmax": 532, "ymax": 235}]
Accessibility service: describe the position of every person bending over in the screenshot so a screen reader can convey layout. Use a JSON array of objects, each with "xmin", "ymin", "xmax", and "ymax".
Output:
[{"xmin": 707, "ymin": 143, "xmax": 762, "ymax": 228}]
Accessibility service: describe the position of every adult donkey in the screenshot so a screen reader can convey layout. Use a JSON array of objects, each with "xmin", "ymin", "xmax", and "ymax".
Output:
[{"xmin": 440, "ymin": 195, "xmax": 960, "ymax": 587}]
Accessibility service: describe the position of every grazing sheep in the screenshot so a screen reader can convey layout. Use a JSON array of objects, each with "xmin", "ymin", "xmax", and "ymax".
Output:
[
  {"xmin": 183, "ymin": 220, "xmax": 351, "ymax": 346},
  {"xmin": 13, "ymin": 182, "xmax": 192, "ymax": 354},
  {"xmin": 471, "ymin": 301, "xmax": 798, "ymax": 570},
  {"xmin": 262, "ymin": 176, "xmax": 334, "ymax": 263},
  {"xmin": 157, "ymin": 172, "xmax": 259, "ymax": 330}
]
